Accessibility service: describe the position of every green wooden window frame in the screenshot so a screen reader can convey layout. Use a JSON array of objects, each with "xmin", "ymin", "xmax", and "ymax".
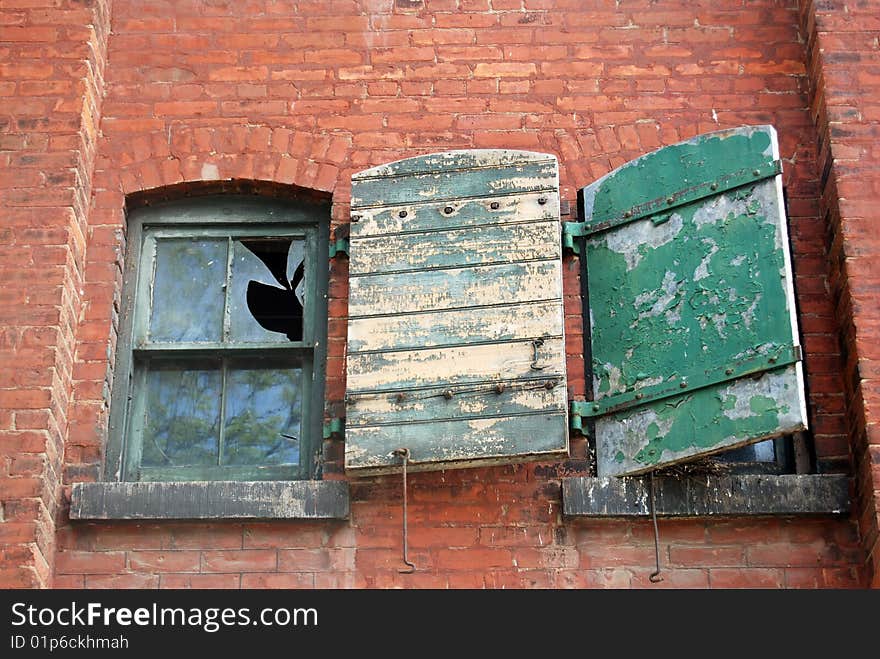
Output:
[{"xmin": 105, "ymin": 195, "xmax": 330, "ymax": 483}]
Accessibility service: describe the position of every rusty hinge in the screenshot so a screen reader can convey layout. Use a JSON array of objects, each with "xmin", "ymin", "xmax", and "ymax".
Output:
[
  {"xmin": 329, "ymin": 224, "xmax": 350, "ymax": 259},
  {"xmin": 323, "ymin": 417, "xmax": 345, "ymax": 440}
]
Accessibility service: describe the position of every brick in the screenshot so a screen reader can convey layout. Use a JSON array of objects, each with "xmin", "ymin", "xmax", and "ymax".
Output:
[{"xmin": 201, "ymin": 550, "xmax": 278, "ymax": 573}]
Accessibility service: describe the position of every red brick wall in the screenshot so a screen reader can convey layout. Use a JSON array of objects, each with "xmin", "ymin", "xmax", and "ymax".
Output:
[
  {"xmin": 799, "ymin": 0, "xmax": 880, "ymax": 585},
  {"xmin": 0, "ymin": 0, "xmax": 110, "ymax": 588},
  {"xmin": 1, "ymin": 0, "xmax": 874, "ymax": 587}
]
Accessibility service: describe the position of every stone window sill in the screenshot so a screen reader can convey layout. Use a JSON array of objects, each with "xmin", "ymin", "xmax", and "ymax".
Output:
[
  {"xmin": 69, "ymin": 480, "xmax": 350, "ymax": 520},
  {"xmin": 562, "ymin": 474, "xmax": 850, "ymax": 517}
]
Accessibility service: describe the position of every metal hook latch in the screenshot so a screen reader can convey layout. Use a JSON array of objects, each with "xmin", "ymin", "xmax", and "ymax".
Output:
[
  {"xmin": 530, "ymin": 338, "xmax": 547, "ymax": 371},
  {"xmin": 648, "ymin": 471, "xmax": 663, "ymax": 583},
  {"xmin": 391, "ymin": 447, "xmax": 415, "ymax": 574}
]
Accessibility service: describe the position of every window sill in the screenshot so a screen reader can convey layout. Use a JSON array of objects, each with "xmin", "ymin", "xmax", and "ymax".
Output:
[
  {"xmin": 561, "ymin": 474, "xmax": 850, "ymax": 517},
  {"xmin": 69, "ymin": 480, "xmax": 350, "ymax": 520}
]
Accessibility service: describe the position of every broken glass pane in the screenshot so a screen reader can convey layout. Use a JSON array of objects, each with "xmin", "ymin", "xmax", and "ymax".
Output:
[
  {"xmin": 223, "ymin": 364, "xmax": 302, "ymax": 466},
  {"xmin": 140, "ymin": 363, "xmax": 221, "ymax": 467},
  {"xmin": 149, "ymin": 239, "xmax": 226, "ymax": 343},
  {"xmin": 229, "ymin": 238, "xmax": 306, "ymax": 343}
]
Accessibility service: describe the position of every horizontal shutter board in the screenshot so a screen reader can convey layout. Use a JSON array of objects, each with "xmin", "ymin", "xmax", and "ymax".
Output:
[
  {"xmin": 351, "ymin": 191, "xmax": 558, "ymax": 238},
  {"xmin": 346, "ymin": 337, "xmax": 566, "ymax": 394},
  {"xmin": 580, "ymin": 124, "xmax": 778, "ymax": 230},
  {"xmin": 579, "ymin": 126, "xmax": 808, "ymax": 477},
  {"xmin": 596, "ymin": 366, "xmax": 804, "ymax": 477},
  {"xmin": 347, "ymin": 300, "xmax": 564, "ymax": 353},
  {"xmin": 348, "ymin": 260, "xmax": 561, "ymax": 317},
  {"xmin": 348, "ymin": 220, "xmax": 560, "ymax": 276},
  {"xmin": 345, "ymin": 413, "xmax": 569, "ymax": 474},
  {"xmin": 346, "ymin": 149, "xmax": 568, "ymax": 473},
  {"xmin": 346, "ymin": 383, "xmax": 566, "ymax": 428}
]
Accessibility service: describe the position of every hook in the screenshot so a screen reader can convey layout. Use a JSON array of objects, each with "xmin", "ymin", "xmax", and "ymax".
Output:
[
  {"xmin": 392, "ymin": 447, "xmax": 415, "ymax": 574},
  {"xmin": 530, "ymin": 338, "xmax": 547, "ymax": 371},
  {"xmin": 648, "ymin": 470, "xmax": 663, "ymax": 583}
]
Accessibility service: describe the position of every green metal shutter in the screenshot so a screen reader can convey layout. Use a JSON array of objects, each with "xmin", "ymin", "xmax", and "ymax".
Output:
[
  {"xmin": 344, "ymin": 150, "xmax": 569, "ymax": 474},
  {"xmin": 572, "ymin": 125, "xmax": 807, "ymax": 477}
]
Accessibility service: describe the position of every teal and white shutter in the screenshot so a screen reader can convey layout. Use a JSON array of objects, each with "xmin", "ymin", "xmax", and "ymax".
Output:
[
  {"xmin": 344, "ymin": 150, "xmax": 569, "ymax": 474},
  {"xmin": 572, "ymin": 125, "xmax": 808, "ymax": 477}
]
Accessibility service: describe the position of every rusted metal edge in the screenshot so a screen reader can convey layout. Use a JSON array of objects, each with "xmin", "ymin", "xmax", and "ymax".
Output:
[
  {"xmin": 567, "ymin": 159, "xmax": 781, "ymax": 241},
  {"xmin": 571, "ymin": 344, "xmax": 801, "ymax": 424},
  {"xmin": 69, "ymin": 480, "xmax": 350, "ymax": 520},
  {"xmin": 562, "ymin": 474, "xmax": 850, "ymax": 517}
]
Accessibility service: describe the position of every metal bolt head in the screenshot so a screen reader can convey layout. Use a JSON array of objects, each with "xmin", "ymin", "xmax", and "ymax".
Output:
[
  {"xmin": 624, "ymin": 210, "xmax": 632, "ymax": 218},
  {"xmin": 351, "ymin": 214, "xmax": 361, "ymax": 222},
  {"xmin": 399, "ymin": 210, "xmax": 408, "ymax": 218},
  {"xmin": 679, "ymin": 381, "xmax": 688, "ymax": 388},
  {"xmin": 666, "ymin": 196, "xmax": 675, "ymax": 204},
  {"xmin": 494, "ymin": 383, "xmax": 505, "ymax": 394},
  {"xmin": 710, "ymin": 182, "xmax": 719, "ymax": 191},
  {"xmin": 490, "ymin": 201, "xmax": 500, "ymax": 210},
  {"xmin": 725, "ymin": 368, "xmax": 734, "ymax": 375},
  {"xmin": 768, "ymin": 356, "xmax": 777, "ymax": 363},
  {"xmin": 396, "ymin": 392, "xmax": 407, "ymax": 403},
  {"xmin": 443, "ymin": 389, "xmax": 454, "ymax": 399},
  {"xmin": 444, "ymin": 206, "xmax": 454, "ymax": 214},
  {"xmin": 544, "ymin": 380, "xmax": 556, "ymax": 390},
  {"xmin": 635, "ymin": 392, "xmax": 644, "ymax": 400},
  {"xmin": 592, "ymin": 403, "xmax": 600, "ymax": 411},
  {"xmin": 753, "ymin": 169, "xmax": 761, "ymax": 176},
  {"xmin": 538, "ymin": 197, "xmax": 548, "ymax": 205}
]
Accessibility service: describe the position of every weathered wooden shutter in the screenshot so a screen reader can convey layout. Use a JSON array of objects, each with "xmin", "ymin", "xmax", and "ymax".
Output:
[
  {"xmin": 572, "ymin": 125, "xmax": 807, "ymax": 477},
  {"xmin": 345, "ymin": 150, "xmax": 568, "ymax": 474}
]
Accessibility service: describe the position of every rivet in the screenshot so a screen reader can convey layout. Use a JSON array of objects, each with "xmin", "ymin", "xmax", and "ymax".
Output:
[
  {"xmin": 494, "ymin": 383, "xmax": 505, "ymax": 394},
  {"xmin": 710, "ymin": 182, "xmax": 719, "ymax": 191},
  {"xmin": 725, "ymin": 368, "xmax": 733, "ymax": 375},
  {"xmin": 351, "ymin": 214, "xmax": 361, "ymax": 223},
  {"xmin": 544, "ymin": 380, "xmax": 556, "ymax": 390},
  {"xmin": 679, "ymin": 381, "xmax": 688, "ymax": 388},
  {"xmin": 753, "ymin": 169, "xmax": 761, "ymax": 176},
  {"xmin": 592, "ymin": 403, "xmax": 600, "ymax": 411},
  {"xmin": 624, "ymin": 211, "xmax": 633, "ymax": 218},
  {"xmin": 538, "ymin": 197, "xmax": 548, "ymax": 205},
  {"xmin": 768, "ymin": 356, "xmax": 777, "ymax": 363},
  {"xmin": 444, "ymin": 206, "xmax": 454, "ymax": 214},
  {"xmin": 443, "ymin": 389, "xmax": 454, "ymax": 399},
  {"xmin": 396, "ymin": 392, "xmax": 406, "ymax": 403},
  {"xmin": 666, "ymin": 196, "xmax": 675, "ymax": 204},
  {"xmin": 490, "ymin": 201, "xmax": 500, "ymax": 210},
  {"xmin": 399, "ymin": 210, "xmax": 408, "ymax": 218},
  {"xmin": 635, "ymin": 393, "xmax": 644, "ymax": 400}
]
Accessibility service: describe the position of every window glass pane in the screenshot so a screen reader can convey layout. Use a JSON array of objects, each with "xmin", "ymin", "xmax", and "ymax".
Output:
[
  {"xmin": 149, "ymin": 239, "xmax": 226, "ymax": 343},
  {"xmin": 141, "ymin": 364, "xmax": 222, "ymax": 467},
  {"xmin": 715, "ymin": 438, "xmax": 776, "ymax": 463},
  {"xmin": 229, "ymin": 238, "xmax": 306, "ymax": 343},
  {"xmin": 223, "ymin": 365, "xmax": 302, "ymax": 466}
]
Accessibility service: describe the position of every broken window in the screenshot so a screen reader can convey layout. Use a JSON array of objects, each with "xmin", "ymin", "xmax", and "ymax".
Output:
[{"xmin": 106, "ymin": 195, "xmax": 329, "ymax": 482}]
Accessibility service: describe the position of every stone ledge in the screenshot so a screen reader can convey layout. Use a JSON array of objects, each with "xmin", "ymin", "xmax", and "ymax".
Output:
[
  {"xmin": 562, "ymin": 474, "xmax": 850, "ymax": 517},
  {"xmin": 70, "ymin": 480, "xmax": 350, "ymax": 520}
]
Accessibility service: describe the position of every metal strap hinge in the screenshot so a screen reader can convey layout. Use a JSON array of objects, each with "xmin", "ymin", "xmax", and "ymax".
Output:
[
  {"xmin": 323, "ymin": 417, "xmax": 345, "ymax": 440},
  {"xmin": 571, "ymin": 343, "xmax": 801, "ymax": 421},
  {"xmin": 329, "ymin": 224, "xmax": 350, "ymax": 259}
]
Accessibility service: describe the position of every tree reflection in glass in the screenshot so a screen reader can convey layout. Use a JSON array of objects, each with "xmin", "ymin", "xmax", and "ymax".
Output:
[
  {"xmin": 141, "ymin": 364, "xmax": 221, "ymax": 467},
  {"xmin": 224, "ymin": 366, "xmax": 302, "ymax": 466}
]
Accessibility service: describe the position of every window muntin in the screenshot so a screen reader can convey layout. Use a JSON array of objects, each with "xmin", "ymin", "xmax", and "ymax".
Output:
[{"xmin": 109, "ymin": 197, "xmax": 328, "ymax": 483}]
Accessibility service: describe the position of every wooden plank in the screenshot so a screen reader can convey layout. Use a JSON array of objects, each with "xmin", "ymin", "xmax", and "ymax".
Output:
[
  {"xmin": 562, "ymin": 474, "xmax": 850, "ymax": 517},
  {"xmin": 346, "ymin": 380, "xmax": 566, "ymax": 427},
  {"xmin": 350, "ymin": 160, "xmax": 557, "ymax": 208},
  {"xmin": 70, "ymin": 480, "xmax": 350, "ymax": 520},
  {"xmin": 352, "ymin": 149, "xmax": 556, "ymax": 181},
  {"xmin": 347, "ymin": 300, "xmax": 563, "ymax": 353},
  {"xmin": 345, "ymin": 412, "xmax": 569, "ymax": 473},
  {"xmin": 346, "ymin": 337, "xmax": 565, "ymax": 393},
  {"xmin": 595, "ymin": 365, "xmax": 806, "ymax": 477},
  {"xmin": 349, "ymin": 220, "xmax": 560, "ymax": 276},
  {"xmin": 352, "ymin": 191, "xmax": 558, "ymax": 238},
  {"xmin": 348, "ymin": 260, "xmax": 561, "ymax": 317}
]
